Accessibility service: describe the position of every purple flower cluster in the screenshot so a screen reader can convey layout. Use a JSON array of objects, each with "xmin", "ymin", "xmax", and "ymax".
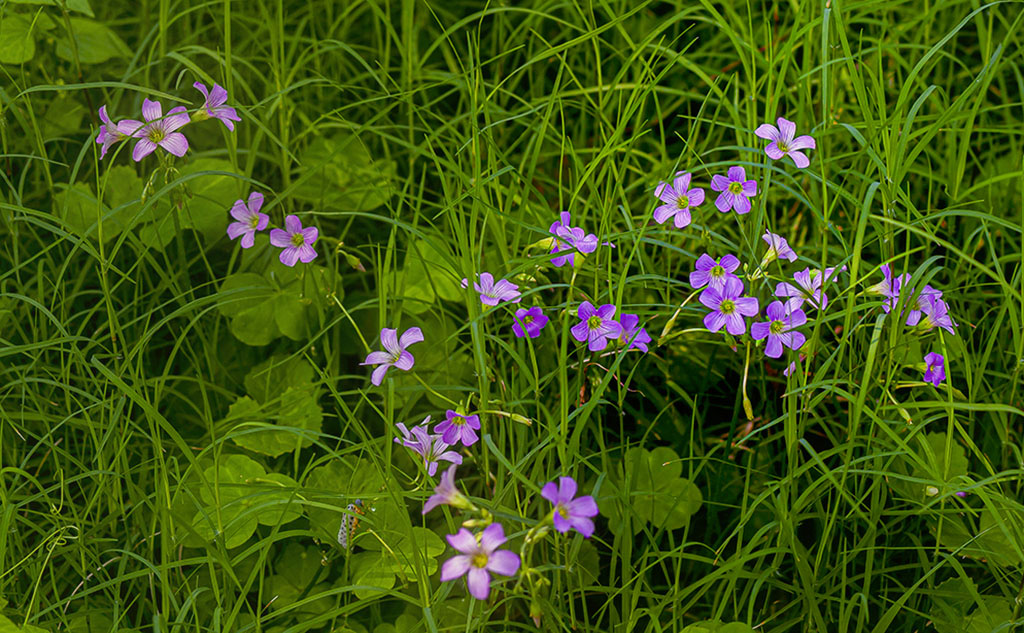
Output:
[
  {"xmin": 868, "ymin": 264, "xmax": 957, "ymax": 335},
  {"xmin": 394, "ymin": 418, "xmax": 464, "ymax": 476},
  {"xmin": 571, "ymin": 302, "xmax": 651, "ymax": 353}
]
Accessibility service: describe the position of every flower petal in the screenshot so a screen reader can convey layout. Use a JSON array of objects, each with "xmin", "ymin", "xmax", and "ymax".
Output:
[
  {"xmin": 479, "ymin": 523, "xmax": 507, "ymax": 551},
  {"xmin": 742, "ymin": 179, "xmax": 758, "ymax": 196},
  {"xmin": 790, "ymin": 134, "xmax": 816, "ymax": 150},
  {"xmin": 440, "ymin": 555, "xmax": 472, "ymax": 582},
  {"xmin": 776, "ymin": 117, "xmax": 796, "ymax": 142},
  {"xmin": 567, "ymin": 495, "xmax": 598, "ymax": 517},
  {"xmin": 570, "ymin": 320, "xmax": 590, "ymax": 343},
  {"xmin": 141, "ymin": 98, "xmax": 162, "ymax": 122},
  {"xmin": 754, "ymin": 123, "xmax": 779, "ymax": 141},
  {"xmin": 557, "ymin": 476, "xmax": 578, "ymax": 503},
  {"xmin": 765, "ymin": 142, "xmax": 785, "ymax": 160},
  {"xmin": 247, "ymin": 191, "xmax": 264, "ymax": 212},
  {"xmin": 724, "ymin": 312, "xmax": 746, "ymax": 335},
  {"xmin": 164, "ymin": 107, "xmax": 191, "ymax": 132},
  {"xmin": 487, "ymin": 550, "xmax": 521, "ymax": 576},
  {"xmin": 673, "ymin": 209, "xmax": 691, "ymax": 228},
  {"xmin": 715, "ymin": 191, "xmax": 734, "ymax": 213},
  {"xmin": 284, "ymin": 214, "xmax": 302, "ymax": 233},
  {"xmin": 380, "ymin": 328, "xmax": 400, "ymax": 354},
  {"xmin": 727, "ymin": 165, "xmax": 746, "ymax": 182},
  {"xmin": 764, "ymin": 335, "xmax": 783, "ymax": 358},
  {"xmin": 399, "ymin": 327, "xmax": 424, "ymax": 348},
  {"xmin": 653, "ymin": 205, "xmax": 676, "ymax": 224},
  {"xmin": 158, "ymin": 132, "xmax": 189, "ymax": 157},
  {"xmin": 268, "ymin": 228, "xmax": 291, "ymax": 247},
  {"xmin": 654, "ymin": 181, "xmax": 678, "ymax": 204},
  {"xmin": 131, "ymin": 138, "xmax": 157, "ymax": 161},
  {"xmin": 710, "ymin": 174, "xmax": 730, "ymax": 191},
  {"xmin": 446, "ymin": 528, "xmax": 477, "ymax": 554},
  {"xmin": 704, "ymin": 311, "xmax": 726, "ymax": 332},
  {"xmin": 789, "ymin": 150, "xmax": 810, "ymax": 168},
  {"xmin": 733, "ymin": 194, "xmax": 751, "ymax": 214},
  {"xmin": 750, "ymin": 321, "xmax": 770, "ymax": 341},
  {"xmin": 466, "ymin": 568, "xmax": 491, "ymax": 600},
  {"xmin": 370, "ymin": 364, "xmax": 389, "ymax": 386},
  {"xmin": 541, "ymin": 482, "xmax": 559, "ymax": 505},
  {"xmin": 720, "ymin": 254, "xmax": 740, "ymax": 271},
  {"xmin": 672, "ymin": 172, "xmax": 691, "ymax": 193},
  {"xmin": 279, "ymin": 246, "xmax": 300, "ymax": 267},
  {"xmin": 362, "ymin": 350, "xmax": 391, "ymax": 366},
  {"xmin": 393, "ymin": 350, "xmax": 415, "ymax": 371},
  {"xmin": 687, "ymin": 188, "xmax": 705, "ymax": 207},
  {"xmin": 569, "ymin": 516, "xmax": 596, "ymax": 538}
]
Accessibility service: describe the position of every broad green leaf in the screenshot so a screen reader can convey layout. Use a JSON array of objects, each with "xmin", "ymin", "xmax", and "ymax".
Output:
[
  {"xmin": 0, "ymin": 614, "xmax": 48, "ymax": 633},
  {"xmin": 176, "ymin": 158, "xmax": 240, "ymax": 242},
  {"xmin": 304, "ymin": 458, "xmax": 385, "ymax": 545},
  {"xmin": 292, "ymin": 133, "xmax": 394, "ymax": 211},
  {"xmin": 0, "ymin": 14, "xmax": 36, "ymax": 64},
  {"xmin": 936, "ymin": 508, "xmax": 1023, "ymax": 567},
  {"xmin": 348, "ymin": 552, "xmax": 397, "ymax": 600},
  {"xmin": 190, "ymin": 455, "xmax": 267, "ymax": 548},
  {"xmin": 361, "ymin": 524, "xmax": 443, "ymax": 575},
  {"xmin": 8, "ymin": 0, "xmax": 94, "ymax": 16},
  {"xmin": 397, "ymin": 238, "xmax": 462, "ymax": 314},
  {"xmin": 964, "ymin": 597, "xmax": 1013, "ymax": 633},
  {"xmin": 600, "ymin": 447, "xmax": 703, "ymax": 535},
  {"xmin": 41, "ymin": 96, "xmax": 86, "ymax": 139},
  {"xmin": 930, "ymin": 578, "xmax": 977, "ymax": 633},
  {"xmin": 226, "ymin": 388, "xmax": 323, "ymax": 457},
  {"xmin": 244, "ymin": 354, "xmax": 316, "ymax": 403},
  {"xmin": 256, "ymin": 473, "xmax": 304, "ymax": 526},
  {"xmin": 54, "ymin": 183, "xmax": 125, "ymax": 242},
  {"xmin": 266, "ymin": 543, "xmax": 333, "ymax": 614},
  {"xmin": 217, "ymin": 273, "xmax": 272, "ymax": 318},
  {"xmin": 55, "ymin": 17, "xmax": 130, "ymax": 64}
]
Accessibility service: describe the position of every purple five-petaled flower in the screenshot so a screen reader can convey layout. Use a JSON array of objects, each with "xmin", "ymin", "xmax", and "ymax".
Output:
[
  {"xmin": 923, "ymin": 352, "xmax": 945, "ymax": 386},
  {"xmin": 422, "ymin": 465, "xmax": 471, "ymax": 515},
  {"xmin": 441, "ymin": 523, "xmax": 520, "ymax": 600},
  {"xmin": 361, "ymin": 327, "xmax": 423, "ymax": 386},
  {"xmin": 700, "ymin": 277, "xmax": 759, "ymax": 336},
  {"xmin": 903, "ymin": 285, "xmax": 943, "ymax": 327},
  {"xmin": 754, "ymin": 117, "xmax": 816, "ymax": 168},
  {"xmin": 618, "ymin": 313, "xmax": 651, "ymax": 353},
  {"xmin": 226, "ymin": 192, "xmax": 269, "ymax": 248},
  {"xmin": 119, "ymin": 98, "xmax": 191, "ymax": 162},
  {"xmin": 762, "ymin": 231, "xmax": 799, "ymax": 264},
  {"xmin": 434, "ymin": 410, "xmax": 481, "ymax": 447},
  {"xmin": 95, "ymin": 105, "xmax": 126, "ymax": 159},
  {"xmin": 919, "ymin": 296, "xmax": 957, "ymax": 335},
  {"xmin": 394, "ymin": 419, "xmax": 463, "ymax": 477},
  {"xmin": 868, "ymin": 263, "xmax": 909, "ymax": 313},
  {"xmin": 542, "ymin": 476, "xmax": 600, "ymax": 538},
  {"xmin": 690, "ymin": 253, "xmax": 741, "ymax": 292},
  {"xmin": 710, "ymin": 166, "xmax": 757, "ymax": 214},
  {"xmin": 269, "ymin": 214, "xmax": 318, "ymax": 266},
  {"xmin": 193, "ymin": 82, "xmax": 241, "ymax": 131},
  {"xmin": 776, "ymin": 267, "xmax": 842, "ymax": 311},
  {"xmin": 549, "ymin": 212, "xmax": 599, "ymax": 267},
  {"xmin": 465, "ymin": 272, "xmax": 521, "ymax": 306},
  {"xmin": 512, "ymin": 306, "xmax": 548, "ymax": 339},
  {"xmin": 653, "ymin": 171, "xmax": 704, "ymax": 229},
  {"xmin": 750, "ymin": 301, "xmax": 807, "ymax": 358},
  {"xmin": 571, "ymin": 302, "xmax": 624, "ymax": 352}
]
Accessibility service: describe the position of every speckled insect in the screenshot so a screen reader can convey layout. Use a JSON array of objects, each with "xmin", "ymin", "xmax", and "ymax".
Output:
[{"xmin": 337, "ymin": 499, "xmax": 365, "ymax": 550}]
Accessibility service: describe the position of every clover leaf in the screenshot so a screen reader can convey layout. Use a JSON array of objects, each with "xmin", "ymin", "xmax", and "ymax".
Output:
[{"xmin": 599, "ymin": 446, "xmax": 703, "ymax": 535}]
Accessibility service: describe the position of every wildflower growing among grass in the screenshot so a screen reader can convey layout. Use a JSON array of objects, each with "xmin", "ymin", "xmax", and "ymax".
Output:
[
  {"xmin": 362, "ymin": 327, "xmax": 423, "ymax": 386},
  {"xmin": 750, "ymin": 301, "xmax": 807, "ymax": 358},
  {"xmin": 120, "ymin": 99, "xmax": 191, "ymax": 161},
  {"xmin": 269, "ymin": 214, "xmax": 318, "ymax": 266},
  {"xmin": 776, "ymin": 267, "xmax": 842, "ymax": 311},
  {"xmin": 700, "ymin": 277, "xmax": 759, "ymax": 335},
  {"xmin": 571, "ymin": 302, "xmax": 624, "ymax": 351},
  {"xmin": 754, "ymin": 117, "xmax": 816, "ymax": 168},
  {"xmin": 395, "ymin": 419, "xmax": 463, "ymax": 476},
  {"xmin": 435, "ymin": 410, "xmax": 481, "ymax": 447},
  {"xmin": 919, "ymin": 297, "xmax": 957, "ymax": 335},
  {"xmin": 192, "ymin": 82, "xmax": 241, "ymax": 131},
  {"xmin": 710, "ymin": 166, "xmax": 757, "ymax": 214},
  {"xmin": 867, "ymin": 263, "xmax": 908, "ymax": 313},
  {"xmin": 618, "ymin": 313, "xmax": 651, "ymax": 352},
  {"xmin": 549, "ymin": 212, "xmax": 598, "ymax": 267},
  {"xmin": 761, "ymin": 232, "xmax": 798, "ymax": 266},
  {"xmin": 512, "ymin": 306, "xmax": 548, "ymax": 339},
  {"xmin": 653, "ymin": 172, "xmax": 704, "ymax": 229},
  {"xmin": 226, "ymin": 192, "xmax": 269, "ymax": 248},
  {"xmin": 542, "ymin": 476, "xmax": 599, "ymax": 538},
  {"xmin": 903, "ymin": 285, "xmax": 943, "ymax": 327},
  {"xmin": 422, "ymin": 465, "xmax": 474, "ymax": 515},
  {"xmin": 690, "ymin": 253, "xmax": 741, "ymax": 292},
  {"xmin": 465, "ymin": 272, "xmax": 521, "ymax": 306},
  {"xmin": 95, "ymin": 105, "xmax": 127, "ymax": 158},
  {"xmin": 440, "ymin": 523, "xmax": 520, "ymax": 600},
  {"xmin": 923, "ymin": 352, "xmax": 945, "ymax": 386}
]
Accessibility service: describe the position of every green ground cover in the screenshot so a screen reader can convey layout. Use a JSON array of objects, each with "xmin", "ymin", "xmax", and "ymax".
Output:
[{"xmin": 1, "ymin": 0, "xmax": 1023, "ymax": 631}]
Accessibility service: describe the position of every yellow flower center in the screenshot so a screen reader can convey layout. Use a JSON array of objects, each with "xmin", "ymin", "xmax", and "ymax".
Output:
[
  {"xmin": 248, "ymin": 215, "xmax": 261, "ymax": 229},
  {"xmin": 728, "ymin": 181, "xmax": 743, "ymax": 194},
  {"xmin": 719, "ymin": 299, "xmax": 736, "ymax": 315},
  {"xmin": 148, "ymin": 127, "xmax": 166, "ymax": 143},
  {"xmin": 471, "ymin": 553, "xmax": 489, "ymax": 568},
  {"xmin": 587, "ymin": 315, "xmax": 603, "ymax": 329},
  {"xmin": 710, "ymin": 265, "xmax": 725, "ymax": 278},
  {"xmin": 290, "ymin": 233, "xmax": 305, "ymax": 247},
  {"xmin": 770, "ymin": 320, "xmax": 785, "ymax": 334}
]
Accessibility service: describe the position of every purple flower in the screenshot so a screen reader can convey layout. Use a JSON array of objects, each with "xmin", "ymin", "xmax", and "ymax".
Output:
[
  {"xmin": 775, "ymin": 267, "xmax": 842, "ymax": 311},
  {"xmin": 653, "ymin": 171, "xmax": 705, "ymax": 229},
  {"xmin": 269, "ymin": 214, "xmax": 318, "ymax": 266},
  {"xmin": 193, "ymin": 82, "xmax": 241, "ymax": 131},
  {"xmin": 394, "ymin": 419, "xmax": 463, "ymax": 476},
  {"xmin": 465, "ymin": 272, "xmax": 521, "ymax": 306},
  {"xmin": 903, "ymin": 285, "xmax": 943, "ymax": 327},
  {"xmin": 618, "ymin": 313, "xmax": 651, "ymax": 352},
  {"xmin": 541, "ymin": 476, "xmax": 599, "ymax": 538},
  {"xmin": 549, "ymin": 212, "xmax": 599, "ymax": 267},
  {"xmin": 95, "ymin": 105, "xmax": 126, "ymax": 159},
  {"xmin": 689, "ymin": 253, "xmax": 741, "ymax": 292},
  {"xmin": 754, "ymin": 117, "xmax": 816, "ymax": 168},
  {"xmin": 440, "ymin": 523, "xmax": 520, "ymax": 600},
  {"xmin": 923, "ymin": 352, "xmax": 945, "ymax": 386},
  {"xmin": 226, "ymin": 192, "xmax": 269, "ymax": 248},
  {"xmin": 119, "ymin": 99, "xmax": 191, "ymax": 162},
  {"xmin": 710, "ymin": 166, "xmax": 757, "ymax": 214},
  {"xmin": 512, "ymin": 306, "xmax": 548, "ymax": 339},
  {"xmin": 434, "ymin": 410, "xmax": 481, "ymax": 447},
  {"xmin": 699, "ymin": 277, "xmax": 759, "ymax": 335},
  {"xmin": 867, "ymin": 264, "xmax": 909, "ymax": 313},
  {"xmin": 571, "ymin": 302, "xmax": 624, "ymax": 352},
  {"xmin": 361, "ymin": 327, "xmax": 424, "ymax": 386},
  {"xmin": 919, "ymin": 296, "xmax": 957, "ymax": 335},
  {"xmin": 750, "ymin": 301, "xmax": 807, "ymax": 358},
  {"xmin": 422, "ymin": 465, "xmax": 472, "ymax": 515},
  {"xmin": 762, "ymin": 231, "xmax": 798, "ymax": 264}
]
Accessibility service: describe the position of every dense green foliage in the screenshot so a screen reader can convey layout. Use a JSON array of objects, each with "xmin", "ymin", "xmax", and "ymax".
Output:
[{"xmin": 1, "ymin": 0, "xmax": 1023, "ymax": 631}]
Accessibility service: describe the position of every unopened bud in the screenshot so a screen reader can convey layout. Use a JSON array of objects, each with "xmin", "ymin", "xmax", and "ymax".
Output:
[{"xmin": 530, "ymin": 600, "xmax": 543, "ymax": 627}]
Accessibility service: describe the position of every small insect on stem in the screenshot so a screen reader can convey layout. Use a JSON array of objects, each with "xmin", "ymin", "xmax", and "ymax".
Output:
[{"xmin": 337, "ymin": 499, "xmax": 365, "ymax": 550}]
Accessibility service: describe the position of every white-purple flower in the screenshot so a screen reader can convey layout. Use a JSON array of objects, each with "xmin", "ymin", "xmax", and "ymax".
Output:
[
  {"xmin": 465, "ymin": 272, "xmax": 521, "ymax": 306},
  {"xmin": 754, "ymin": 117, "xmax": 816, "ymax": 168},
  {"xmin": 689, "ymin": 253, "xmax": 741, "ymax": 292},
  {"xmin": 361, "ymin": 327, "xmax": 423, "ymax": 386},
  {"xmin": 422, "ymin": 465, "xmax": 471, "ymax": 515},
  {"xmin": 750, "ymin": 301, "xmax": 807, "ymax": 358},
  {"xmin": 119, "ymin": 98, "xmax": 191, "ymax": 162},
  {"xmin": 775, "ymin": 267, "xmax": 842, "ymax": 311},
  {"xmin": 269, "ymin": 214, "xmax": 318, "ymax": 266},
  {"xmin": 95, "ymin": 105, "xmax": 126, "ymax": 159},
  {"xmin": 618, "ymin": 313, "xmax": 651, "ymax": 353},
  {"xmin": 923, "ymin": 352, "xmax": 945, "ymax": 386},
  {"xmin": 919, "ymin": 296, "xmax": 957, "ymax": 335},
  {"xmin": 653, "ymin": 171, "xmax": 704, "ymax": 229},
  {"xmin": 571, "ymin": 302, "xmax": 623, "ymax": 352},
  {"xmin": 394, "ymin": 419, "xmax": 463, "ymax": 476},
  {"xmin": 710, "ymin": 166, "xmax": 757, "ymax": 214},
  {"xmin": 512, "ymin": 306, "xmax": 548, "ymax": 339},
  {"xmin": 541, "ymin": 476, "xmax": 599, "ymax": 538},
  {"xmin": 903, "ymin": 285, "xmax": 943, "ymax": 327},
  {"xmin": 549, "ymin": 212, "xmax": 599, "ymax": 267},
  {"xmin": 226, "ymin": 192, "xmax": 269, "ymax": 248},
  {"xmin": 700, "ymin": 277, "xmax": 759, "ymax": 336},
  {"xmin": 193, "ymin": 82, "xmax": 241, "ymax": 131},
  {"xmin": 434, "ymin": 410, "xmax": 481, "ymax": 447},
  {"xmin": 762, "ymin": 231, "xmax": 799, "ymax": 264},
  {"xmin": 440, "ymin": 523, "xmax": 520, "ymax": 600},
  {"xmin": 867, "ymin": 263, "xmax": 908, "ymax": 313}
]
